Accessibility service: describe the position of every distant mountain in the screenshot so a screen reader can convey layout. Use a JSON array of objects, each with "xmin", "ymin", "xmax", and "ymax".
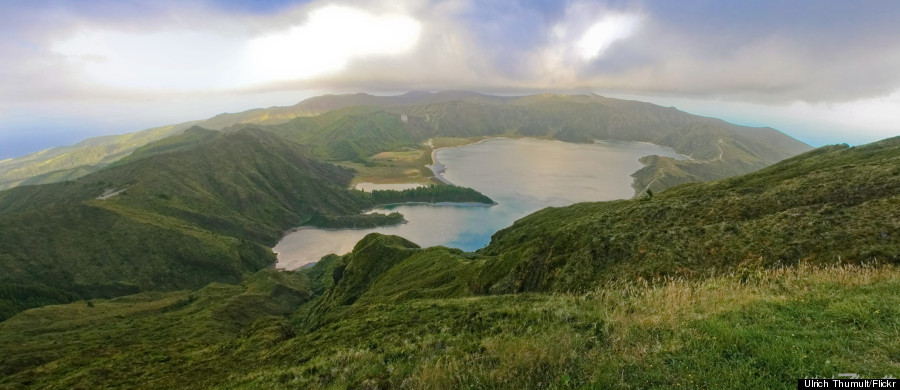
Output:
[
  {"xmin": 0, "ymin": 92, "xmax": 810, "ymax": 194},
  {"xmin": 0, "ymin": 91, "xmax": 506, "ymax": 190},
  {"xmin": 0, "ymin": 122, "xmax": 198, "ymax": 190},
  {"xmin": 198, "ymin": 90, "xmax": 508, "ymax": 130},
  {"xmin": 259, "ymin": 93, "xmax": 810, "ymax": 194}
]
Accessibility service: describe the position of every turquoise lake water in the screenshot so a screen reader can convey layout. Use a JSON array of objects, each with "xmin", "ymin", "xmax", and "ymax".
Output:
[{"xmin": 274, "ymin": 138, "xmax": 684, "ymax": 269}]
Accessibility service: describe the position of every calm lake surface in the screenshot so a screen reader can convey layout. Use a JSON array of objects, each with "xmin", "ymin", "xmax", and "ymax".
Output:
[{"xmin": 274, "ymin": 138, "xmax": 684, "ymax": 269}]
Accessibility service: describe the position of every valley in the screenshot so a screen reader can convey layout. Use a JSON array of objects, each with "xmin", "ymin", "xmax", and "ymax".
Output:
[
  {"xmin": 0, "ymin": 93, "xmax": 814, "ymax": 319},
  {"xmin": 0, "ymin": 92, "xmax": 895, "ymax": 389},
  {"xmin": 0, "ymin": 126, "xmax": 494, "ymax": 321}
]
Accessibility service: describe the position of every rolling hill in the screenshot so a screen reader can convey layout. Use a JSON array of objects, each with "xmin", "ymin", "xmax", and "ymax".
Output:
[
  {"xmin": 0, "ymin": 122, "xmax": 199, "ymax": 190},
  {"xmin": 0, "ymin": 127, "xmax": 492, "ymax": 321},
  {"xmin": 0, "ymin": 136, "xmax": 895, "ymax": 389},
  {"xmin": 0, "ymin": 91, "xmax": 823, "ymax": 323}
]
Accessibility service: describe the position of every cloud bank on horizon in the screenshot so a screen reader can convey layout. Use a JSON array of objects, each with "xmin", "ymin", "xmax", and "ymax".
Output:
[{"xmin": 0, "ymin": 0, "xmax": 898, "ymax": 158}]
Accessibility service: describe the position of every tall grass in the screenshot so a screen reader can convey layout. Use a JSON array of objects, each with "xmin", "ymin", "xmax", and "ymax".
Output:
[
  {"xmin": 235, "ymin": 263, "xmax": 898, "ymax": 389},
  {"xmin": 2, "ymin": 263, "xmax": 895, "ymax": 389}
]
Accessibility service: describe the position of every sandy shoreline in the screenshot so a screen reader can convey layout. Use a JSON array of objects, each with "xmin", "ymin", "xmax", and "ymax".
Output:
[
  {"xmin": 427, "ymin": 147, "xmax": 451, "ymax": 184},
  {"xmin": 427, "ymin": 137, "xmax": 500, "ymax": 185}
]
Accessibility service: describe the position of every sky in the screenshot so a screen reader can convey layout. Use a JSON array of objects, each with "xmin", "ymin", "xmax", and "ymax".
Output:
[{"xmin": 1, "ymin": 0, "xmax": 899, "ymax": 159}]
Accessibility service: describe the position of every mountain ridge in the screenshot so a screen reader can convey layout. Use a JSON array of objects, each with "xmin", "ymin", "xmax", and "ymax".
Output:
[
  {"xmin": 0, "ymin": 92, "xmax": 810, "ymax": 194},
  {"xmin": 0, "ymin": 91, "xmax": 508, "ymax": 190}
]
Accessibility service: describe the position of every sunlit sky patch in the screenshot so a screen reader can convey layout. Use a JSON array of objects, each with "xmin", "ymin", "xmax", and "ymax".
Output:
[
  {"xmin": 0, "ymin": 0, "xmax": 898, "ymax": 158},
  {"xmin": 50, "ymin": 5, "xmax": 421, "ymax": 90},
  {"xmin": 244, "ymin": 5, "xmax": 421, "ymax": 85},
  {"xmin": 576, "ymin": 13, "xmax": 641, "ymax": 60}
]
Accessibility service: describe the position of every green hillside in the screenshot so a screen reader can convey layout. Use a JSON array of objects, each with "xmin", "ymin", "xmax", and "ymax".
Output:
[
  {"xmin": 0, "ymin": 122, "xmax": 200, "ymax": 190},
  {"xmin": 416, "ymin": 94, "xmax": 811, "ymax": 194},
  {"xmin": 1, "ymin": 262, "xmax": 896, "ymax": 389},
  {"xmin": 0, "ymin": 92, "xmax": 811, "ymax": 195},
  {"xmin": 263, "ymin": 108, "xmax": 428, "ymax": 161},
  {"xmin": 198, "ymin": 90, "xmax": 508, "ymax": 130},
  {"xmin": 479, "ymin": 136, "xmax": 898, "ymax": 292},
  {"xmin": 0, "ymin": 128, "xmax": 492, "ymax": 321},
  {"xmin": 0, "ymin": 137, "xmax": 894, "ymax": 389},
  {"xmin": 301, "ymin": 138, "xmax": 897, "ymax": 320}
]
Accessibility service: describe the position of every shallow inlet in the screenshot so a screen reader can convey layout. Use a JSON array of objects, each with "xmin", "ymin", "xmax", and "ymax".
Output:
[{"xmin": 274, "ymin": 138, "xmax": 684, "ymax": 269}]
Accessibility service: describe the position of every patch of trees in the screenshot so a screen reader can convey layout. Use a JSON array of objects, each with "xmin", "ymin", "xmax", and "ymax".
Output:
[{"xmin": 370, "ymin": 185, "xmax": 494, "ymax": 205}]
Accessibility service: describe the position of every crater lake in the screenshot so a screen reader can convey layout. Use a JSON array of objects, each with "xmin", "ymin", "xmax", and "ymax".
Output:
[{"xmin": 274, "ymin": 138, "xmax": 685, "ymax": 269}]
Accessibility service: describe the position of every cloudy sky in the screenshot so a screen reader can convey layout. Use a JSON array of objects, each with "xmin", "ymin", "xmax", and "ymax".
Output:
[{"xmin": 1, "ymin": 0, "xmax": 898, "ymax": 159}]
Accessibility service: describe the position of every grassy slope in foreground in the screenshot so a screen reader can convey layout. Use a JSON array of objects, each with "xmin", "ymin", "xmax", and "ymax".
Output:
[
  {"xmin": 0, "ymin": 137, "xmax": 895, "ymax": 389},
  {"xmin": 478, "ymin": 136, "xmax": 899, "ymax": 292},
  {"xmin": 0, "ymin": 263, "xmax": 895, "ymax": 389}
]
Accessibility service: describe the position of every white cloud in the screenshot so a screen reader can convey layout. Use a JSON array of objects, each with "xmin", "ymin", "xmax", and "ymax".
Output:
[
  {"xmin": 576, "ymin": 14, "xmax": 641, "ymax": 60},
  {"xmin": 4, "ymin": 0, "xmax": 900, "ymax": 151},
  {"xmin": 243, "ymin": 5, "xmax": 421, "ymax": 85},
  {"xmin": 49, "ymin": 4, "xmax": 422, "ymax": 91},
  {"xmin": 531, "ymin": 8, "xmax": 643, "ymax": 87},
  {"xmin": 52, "ymin": 30, "xmax": 243, "ymax": 90}
]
